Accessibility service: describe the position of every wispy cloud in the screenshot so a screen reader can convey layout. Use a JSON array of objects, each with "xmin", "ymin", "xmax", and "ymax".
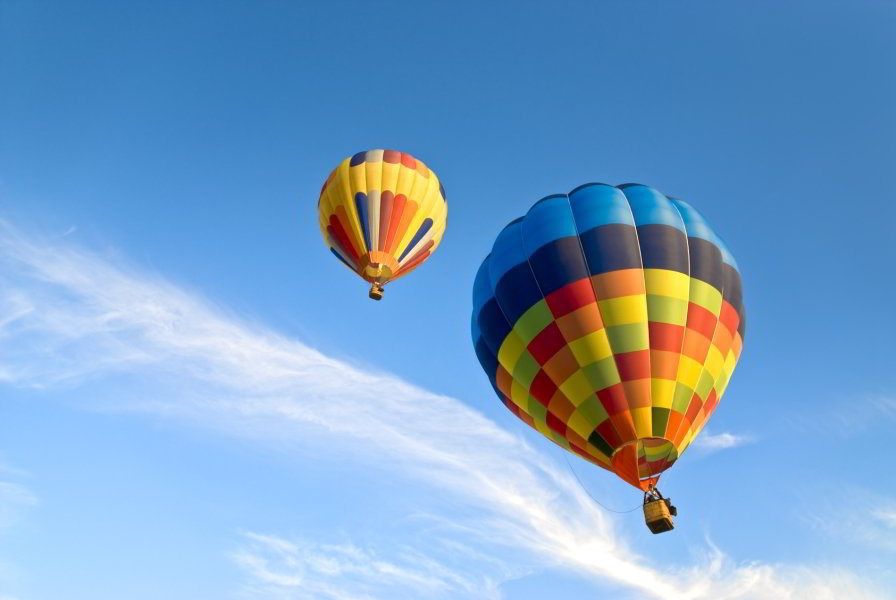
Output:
[
  {"xmin": 232, "ymin": 532, "xmax": 502, "ymax": 600},
  {"xmin": 0, "ymin": 481, "xmax": 36, "ymax": 530},
  {"xmin": 789, "ymin": 395, "xmax": 896, "ymax": 439},
  {"xmin": 690, "ymin": 431, "xmax": 754, "ymax": 453},
  {"xmin": 804, "ymin": 488, "xmax": 896, "ymax": 555},
  {"xmin": 0, "ymin": 219, "xmax": 886, "ymax": 600}
]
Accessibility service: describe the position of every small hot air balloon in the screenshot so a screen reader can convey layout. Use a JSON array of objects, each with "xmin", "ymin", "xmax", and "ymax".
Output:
[
  {"xmin": 471, "ymin": 183, "xmax": 745, "ymax": 533},
  {"xmin": 317, "ymin": 149, "xmax": 447, "ymax": 300}
]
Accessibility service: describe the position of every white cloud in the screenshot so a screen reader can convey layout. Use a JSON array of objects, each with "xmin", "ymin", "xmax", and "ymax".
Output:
[
  {"xmin": 0, "ymin": 219, "xmax": 887, "ymax": 600},
  {"xmin": 690, "ymin": 431, "xmax": 753, "ymax": 453},
  {"xmin": 804, "ymin": 488, "xmax": 896, "ymax": 556},
  {"xmin": 232, "ymin": 532, "xmax": 502, "ymax": 600}
]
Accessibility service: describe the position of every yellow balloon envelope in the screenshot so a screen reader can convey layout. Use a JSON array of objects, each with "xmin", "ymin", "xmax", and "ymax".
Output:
[{"xmin": 317, "ymin": 149, "xmax": 447, "ymax": 299}]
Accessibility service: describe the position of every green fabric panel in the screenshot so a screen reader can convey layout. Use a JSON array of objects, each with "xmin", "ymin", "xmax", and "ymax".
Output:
[
  {"xmin": 583, "ymin": 357, "xmax": 621, "ymax": 390},
  {"xmin": 527, "ymin": 398, "xmax": 547, "ymax": 423},
  {"xmin": 605, "ymin": 322, "xmax": 650, "ymax": 353},
  {"xmin": 695, "ymin": 370, "xmax": 715, "ymax": 400},
  {"xmin": 646, "ymin": 294, "xmax": 688, "ymax": 326},
  {"xmin": 671, "ymin": 382, "xmax": 694, "ymax": 413},
  {"xmin": 576, "ymin": 394, "xmax": 610, "ymax": 426},
  {"xmin": 513, "ymin": 300, "xmax": 553, "ymax": 344},
  {"xmin": 512, "ymin": 352, "xmax": 540, "ymax": 388},
  {"xmin": 652, "ymin": 407, "xmax": 670, "ymax": 437}
]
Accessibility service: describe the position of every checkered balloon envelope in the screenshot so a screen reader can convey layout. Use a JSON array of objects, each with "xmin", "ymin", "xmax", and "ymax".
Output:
[{"xmin": 471, "ymin": 183, "xmax": 745, "ymax": 491}]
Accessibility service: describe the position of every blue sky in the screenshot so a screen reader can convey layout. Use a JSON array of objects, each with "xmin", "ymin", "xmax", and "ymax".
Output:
[{"xmin": 1, "ymin": 1, "xmax": 895, "ymax": 598}]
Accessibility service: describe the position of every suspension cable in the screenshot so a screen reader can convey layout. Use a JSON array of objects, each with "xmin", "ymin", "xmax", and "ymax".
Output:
[{"xmin": 561, "ymin": 452, "xmax": 643, "ymax": 514}]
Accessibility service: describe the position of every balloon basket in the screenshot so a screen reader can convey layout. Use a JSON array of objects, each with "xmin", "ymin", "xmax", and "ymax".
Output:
[
  {"xmin": 643, "ymin": 498, "xmax": 675, "ymax": 534},
  {"xmin": 368, "ymin": 284, "xmax": 384, "ymax": 301}
]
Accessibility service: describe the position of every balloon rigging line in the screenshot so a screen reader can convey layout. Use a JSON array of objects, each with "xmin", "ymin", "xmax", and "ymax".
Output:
[{"xmin": 561, "ymin": 451, "xmax": 643, "ymax": 514}]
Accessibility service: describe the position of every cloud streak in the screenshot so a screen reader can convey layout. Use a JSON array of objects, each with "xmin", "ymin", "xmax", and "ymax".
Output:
[
  {"xmin": 0, "ymin": 219, "xmax": 885, "ymax": 600},
  {"xmin": 232, "ymin": 532, "xmax": 503, "ymax": 600}
]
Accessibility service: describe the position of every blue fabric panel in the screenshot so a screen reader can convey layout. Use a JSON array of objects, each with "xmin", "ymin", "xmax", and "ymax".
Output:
[
  {"xmin": 478, "ymin": 298, "xmax": 512, "ymax": 356},
  {"xmin": 490, "ymin": 220, "xmax": 543, "ymax": 325},
  {"xmin": 569, "ymin": 183, "xmax": 634, "ymax": 230},
  {"xmin": 522, "ymin": 196, "xmax": 590, "ymax": 295},
  {"xmin": 398, "ymin": 218, "xmax": 433, "ymax": 261},
  {"xmin": 330, "ymin": 247, "xmax": 355, "ymax": 270},
  {"xmin": 473, "ymin": 259, "xmax": 495, "ymax": 313},
  {"xmin": 522, "ymin": 195, "xmax": 578, "ymax": 252},
  {"xmin": 354, "ymin": 192, "xmax": 372, "ymax": 252},
  {"xmin": 669, "ymin": 198, "xmax": 716, "ymax": 244},
  {"xmin": 620, "ymin": 184, "xmax": 687, "ymax": 233},
  {"xmin": 487, "ymin": 219, "xmax": 526, "ymax": 282}
]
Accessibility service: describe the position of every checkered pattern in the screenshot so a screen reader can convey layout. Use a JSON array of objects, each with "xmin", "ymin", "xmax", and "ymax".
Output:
[{"xmin": 472, "ymin": 184, "xmax": 745, "ymax": 490}]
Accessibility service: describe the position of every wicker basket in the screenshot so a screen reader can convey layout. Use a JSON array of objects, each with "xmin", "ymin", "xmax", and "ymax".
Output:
[{"xmin": 643, "ymin": 499, "xmax": 675, "ymax": 534}]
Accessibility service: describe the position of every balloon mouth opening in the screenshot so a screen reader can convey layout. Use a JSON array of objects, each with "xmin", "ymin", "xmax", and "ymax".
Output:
[
  {"xmin": 611, "ymin": 437, "xmax": 679, "ymax": 490},
  {"xmin": 360, "ymin": 252, "xmax": 398, "ymax": 283}
]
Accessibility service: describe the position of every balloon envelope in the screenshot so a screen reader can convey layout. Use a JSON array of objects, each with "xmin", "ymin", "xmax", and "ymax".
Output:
[
  {"xmin": 317, "ymin": 149, "xmax": 447, "ymax": 293},
  {"xmin": 471, "ymin": 184, "xmax": 745, "ymax": 490}
]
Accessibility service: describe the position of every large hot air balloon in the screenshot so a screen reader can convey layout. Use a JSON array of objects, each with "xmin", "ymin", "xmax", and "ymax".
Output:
[
  {"xmin": 471, "ymin": 183, "xmax": 745, "ymax": 530},
  {"xmin": 317, "ymin": 149, "xmax": 447, "ymax": 300}
]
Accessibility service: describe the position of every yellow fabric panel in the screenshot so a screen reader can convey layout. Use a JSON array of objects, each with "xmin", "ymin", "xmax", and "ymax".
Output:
[
  {"xmin": 703, "ymin": 344, "xmax": 725, "ymax": 381},
  {"xmin": 335, "ymin": 160, "xmax": 365, "ymax": 248},
  {"xmin": 497, "ymin": 332, "xmax": 526, "ymax": 373},
  {"xmin": 643, "ymin": 268, "xmax": 690, "ymax": 300},
  {"xmin": 597, "ymin": 295, "xmax": 648, "ymax": 326},
  {"xmin": 558, "ymin": 370, "xmax": 594, "ymax": 406},
  {"xmin": 364, "ymin": 153, "xmax": 383, "ymax": 192},
  {"xmin": 411, "ymin": 186, "xmax": 446, "ymax": 258},
  {"xmin": 631, "ymin": 407, "xmax": 652, "ymax": 438},
  {"xmin": 395, "ymin": 174, "xmax": 446, "ymax": 265},
  {"xmin": 510, "ymin": 380, "xmax": 529, "ymax": 407},
  {"xmin": 394, "ymin": 172, "xmax": 434, "ymax": 256},
  {"xmin": 506, "ymin": 387, "xmax": 527, "ymax": 413},
  {"xmin": 395, "ymin": 160, "xmax": 417, "ymax": 198},
  {"xmin": 676, "ymin": 355, "xmax": 703, "ymax": 390},
  {"xmin": 380, "ymin": 159, "xmax": 400, "ymax": 195},
  {"xmin": 349, "ymin": 161, "xmax": 368, "ymax": 196},
  {"xmin": 317, "ymin": 207, "xmax": 328, "ymax": 234},
  {"xmin": 651, "ymin": 378, "xmax": 676, "ymax": 409},
  {"xmin": 567, "ymin": 329, "xmax": 613, "ymax": 365},
  {"xmin": 717, "ymin": 351, "xmax": 737, "ymax": 396}
]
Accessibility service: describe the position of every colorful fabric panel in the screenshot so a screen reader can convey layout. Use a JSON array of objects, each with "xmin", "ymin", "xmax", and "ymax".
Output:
[{"xmin": 471, "ymin": 183, "xmax": 745, "ymax": 490}]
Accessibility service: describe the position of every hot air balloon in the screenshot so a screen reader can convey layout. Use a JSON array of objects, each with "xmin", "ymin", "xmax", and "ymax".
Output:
[
  {"xmin": 317, "ymin": 149, "xmax": 447, "ymax": 300},
  {"xmin": 471, "ymin": 183, "xmax": 745, "ymax": 533}
]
